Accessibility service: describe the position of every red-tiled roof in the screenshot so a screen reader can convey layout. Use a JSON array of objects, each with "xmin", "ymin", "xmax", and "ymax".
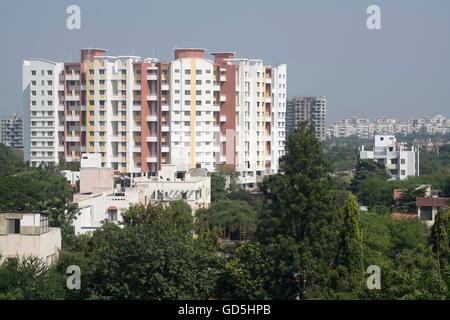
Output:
[{"xmin": 416, "ymin": 197, "xmax": 449, "ymax": 208}]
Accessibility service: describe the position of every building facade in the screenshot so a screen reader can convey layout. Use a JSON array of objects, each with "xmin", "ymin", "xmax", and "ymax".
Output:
[
  {"xmin": 0, "ymin": 212, "xmax": 61, "ymax": 265},
  {"xmin": 72, "ymin": 162, "xmax": 210, "ymax": 235},
  {"xmin": 0, "ymin": 113, "xmax": 24, "ymax": 148},
  {"xmin": 23, "ymin": 48, "xmax": 287, "ymax": 187},
  {"xmin": 286, "ymin": 96, "xmax": 326, "ymax": 141},
  {"xmin": 359, "ymin": 135, "xmax": 420, "ymax": 180}
]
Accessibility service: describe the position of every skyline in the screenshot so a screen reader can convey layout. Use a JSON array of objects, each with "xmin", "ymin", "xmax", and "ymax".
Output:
[{"xmin": 0, "ymin": 0, "xmax": 449, "ymax": 122}]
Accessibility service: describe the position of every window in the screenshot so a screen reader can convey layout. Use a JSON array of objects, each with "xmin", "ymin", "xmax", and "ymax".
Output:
[
  {"xmin": 40, "ymin": 214, "xmax": 49, "ymax": 234},
  {"xmin": 109, "ymin": 210, "xmax": 118, "ymax": 222},
  {"xmin": 182, "ymin": 192, "xmax": 187, "ymax": 200},
  {"xmin": 31, "ymin": 70, "xmax": 36, "ymax": 76},
  {"xmin": 185, "ymin": 69, "xmax": 191, "ymax": 75},
  {"xmin": 7, "ymin": 219, "xmax": 21, "ymax": 234}
]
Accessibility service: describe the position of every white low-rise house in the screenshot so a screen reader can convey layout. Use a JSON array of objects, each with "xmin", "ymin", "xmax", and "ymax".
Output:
[
  {"xmin": 134, "ymin": 164, "xmax": 211, "ymax": 212},
  {"xmin": 72, "ymin": 161, "xmax": 211, "ymax": 235},
  {"xmin": 360, "ymin": 135, "xmax": 420, "ymax": 181},
  {"xmin": 73, "ymin": 190, "xmax": 139, "ymax": 235},
  {"xmin": 0, "ymin": 212, "xmax": 61, "ymax": 265}
]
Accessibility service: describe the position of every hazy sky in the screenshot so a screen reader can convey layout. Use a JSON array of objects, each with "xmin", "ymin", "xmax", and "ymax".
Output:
[{"xmin": 0, "ymin": 0, "xmax": 449, "ymax": 122}]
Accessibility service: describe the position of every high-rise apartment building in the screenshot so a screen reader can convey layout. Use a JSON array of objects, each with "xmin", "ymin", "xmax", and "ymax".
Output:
[
  {"xmin": 286, "ymin": 96, "xmax": 326, "ymax": 141},
  {"xmin": 23, "ymin": 48, "xmax": 286, "ymax": 187},
  {"xmin": 0, "ymin": 113, "xmax": 24, "ymax": 148}
]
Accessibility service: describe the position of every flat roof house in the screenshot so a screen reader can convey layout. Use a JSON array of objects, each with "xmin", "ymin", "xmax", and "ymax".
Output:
[{"xmin": 0, "ymin": 212, "xmax": 61, "ymax": 265}]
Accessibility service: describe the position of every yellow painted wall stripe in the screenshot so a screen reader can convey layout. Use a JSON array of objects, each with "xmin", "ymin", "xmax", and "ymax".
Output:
[{"xmin": 190, "ymin": 59, "xmax": 196, "ymax": 169}]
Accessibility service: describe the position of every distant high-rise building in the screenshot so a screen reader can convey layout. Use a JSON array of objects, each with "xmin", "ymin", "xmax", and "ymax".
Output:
[
  {"xmin": 0, "ymin": 113, "xmax": 24, "ymax": 148},
  {"xmin": 286, "ymin": 96, "xmax": 327, "ymax": 141},
  {"xmin": 23, "ymin": 48, "xmax": 287, "ymax": 187}
]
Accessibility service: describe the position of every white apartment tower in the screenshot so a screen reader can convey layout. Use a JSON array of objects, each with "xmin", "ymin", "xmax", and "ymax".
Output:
[{"xmin": 23, "ymin": 59, "xmax": 64, "ymax": 166}]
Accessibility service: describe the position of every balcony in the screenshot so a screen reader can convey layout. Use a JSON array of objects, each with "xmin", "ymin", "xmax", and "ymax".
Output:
[
  {"xmin": 220, "ymin": 74, "xmax": 226, "ymax": 82},
  {"xmin": 220, "ymin": 115, "xmax": 227, "ymax": 122},
  {"xmin": 146, "ymin": 136, "xmax": 158, "ymax": 143},
  {"xmin": 132, "ymin": 146, "xmax": 141, "ymax": 153},
  {"xmin": 133, "ymin": 84, "xmax": 141, "ymax": 90},
  {"xmin": 111, "ymin": 136, "xmax": 126, "ymax": 142},
  {"xmin": 161, "ymin": 146, "xmax": 170, "ymax": 153},
  {"xmin": 66, "ymin": 95, "xmax": 80, "ymax": 102},
  {"xmin": 161, "ymin": 84, "xmax": 169, "ymax": 91},
  {"xmin": 132, "ymin": 105, "xmax": 141, "ymax": 112},
  {"xmin": 146, "ymin": 156, "xmax": 158, "ymax": 163},
  {"xmin": 220, "ymin": 135, "xmax": 227, "ymax": 142},
  {"xmin": 65, "ymin": 74, "xmax": 80, "ymax": 81},
  {"xmin": 132, "ymin": 125, "xmax": 142, "ymax": 132},
  {"xmin": 146, "ymin": 94, "xmax": 158, "ymax": 101},
  {"xmin": 111, "ymin": 115, "xmax": 126, "ymax": 122},
  {"xmin": 147, "ymin": 74, "xmax": 158, "ymax": 81},
  {"xmin": 65, "ymin": 136, "xmax": 80, "ymax": 142},
  {"xmin": 161, "ymin": 104, "xmax": 170, "ymax": 112},
  {"xmin": 161, "ymin": 125, "xmax": 170, "ymax": 132},
  {"xmin": 146, "ymin": 115, "xmax": 158, "ymax": 122},
  {"xmin": 220, "ymin": 95, "xmax": 227, "ymax": 102},
  {"xmin": 265, "ymin": 77, "xmax": 272, "ymax": 84},
  {"xmin": 66, "ymin": 115, "xmax": 80, "ymax": 122}
]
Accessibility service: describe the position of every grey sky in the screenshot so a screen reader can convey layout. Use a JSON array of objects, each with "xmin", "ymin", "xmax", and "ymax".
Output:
[{"xmin": 0, "ymin": 0, "xmax": 449, "ymax": 122}]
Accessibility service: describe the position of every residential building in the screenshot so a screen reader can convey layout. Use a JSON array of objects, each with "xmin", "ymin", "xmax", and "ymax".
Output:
[
  {"xmin": 359, "ymin": 135, "xmax": 420, "ymax": 180},
  {"xmin": 416, "ymin": 197, "xmax": 449, "ymax": 226},
  {"xmin": 23, "ymin": 48, "xmax": 287, "ymax": 188},
  {"xmin": 135, "ymin": 164, "xmax": 211, "ymax": 212},
  {"xmin": 72, "ymin": 163, "xmax": 210, "ymax": 235},
  {"xmin": 0, "ymin": 212, "xmax": 61, "ymax": 265},
  {"xmin": 286, "ymin": 96, "xmax": 326, "ymax": 141},
  {"xmin": 0, "ymin": 113, "xmax": 24, "ymax": 148},
  {"xmin": 328, "ymin": 114, "xmax": 450, "ymax": 140}
]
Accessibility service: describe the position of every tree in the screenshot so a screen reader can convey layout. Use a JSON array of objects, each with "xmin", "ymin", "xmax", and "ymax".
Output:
[
  {"xmin": 333, "ymin": 193, "xmax": 364, "ymax": 298},
  {"xmin": 256, "ymin": 122, "xmax": 343, "ymax": 299},
  {"xmin": 83, "ymin": 222, "xmax": 217, "ymax": 299},
  {"xmin": 211, "ymin": 172, "xmax": 227, "ymax": 202},
  {"xmin": 195, "ymin": 200, "xmax": 257, "ymax": 241},
  {"xmin": 336, "ymin": 193, "xmax": 363, "ymax": 270},
  {"xmin": 217, "ymin": 242, "xmax": 271, "ymax": 299},
  {"xmin": 351, "ymin": 159, "xmax": 389, "ymax": 193},
  {"xmin": 0, "ymin": 257, "xmax": 65, "ymax": 300},
  {"xmin": 430, "ymin": 210, "xmax": 450, "ymax": 293},
  {"xmin": 122, "ymin": 200, "xmax": 193, "ymax": 234}
]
